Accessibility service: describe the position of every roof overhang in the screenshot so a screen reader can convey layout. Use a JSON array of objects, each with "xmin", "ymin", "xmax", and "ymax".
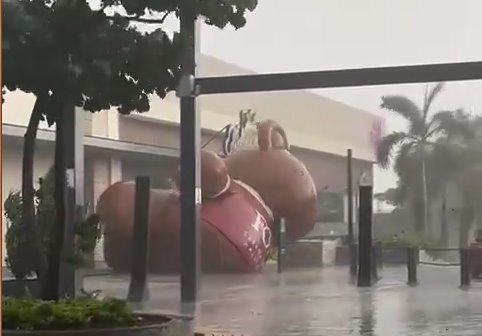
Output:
[{"xmin": 2, "ymin": 123, "xmax": 178, "ymax": 159}]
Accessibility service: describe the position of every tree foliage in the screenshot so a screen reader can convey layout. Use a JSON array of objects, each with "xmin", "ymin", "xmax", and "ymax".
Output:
[{"xmin": 2, "ymin": 0, "xmax": 258, "ymax": 118}]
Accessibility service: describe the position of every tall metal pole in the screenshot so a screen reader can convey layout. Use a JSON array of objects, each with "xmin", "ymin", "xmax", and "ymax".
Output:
[
  {"xmin": 357, "ymin": 183, "xmax": 373, "ymax": 287},
  {"xmin": 178, "ymin": 1, "xmax": 201, "ymax": 305},
  {"xmin": 347, "ymin": 149, "xmax": 357, "ymax": 278},
  {"xmin": 59, "ymin": 104, "xmax": 84, "ymax": 298},
  {"xmin": 347, "ymin": 149, "xmax": 354, "ymax": 243}
]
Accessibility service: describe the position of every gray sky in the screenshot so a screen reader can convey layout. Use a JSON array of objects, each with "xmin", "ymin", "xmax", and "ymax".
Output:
[{"xmin": 198, "ymin": 0, "xmax": 482, "ymax": 192}]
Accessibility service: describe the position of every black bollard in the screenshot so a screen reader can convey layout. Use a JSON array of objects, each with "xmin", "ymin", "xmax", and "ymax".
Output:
[
  {"xmin": 357, "ymin": 184, "xmax": 373, "ymax": 287},
  {"xmin": 347, "ymin": 149, "xmax": 357, "ymax": 279},
  {"xmin": 127, "ymin": 176, "xmax": 151, "ymax": 302},
  {"xmin": 277, "ymin": 218, "xmax": 286, "ymax": 273},
  {"xmin": 407, "ymin": 247, "xmax": 418, "ymax": 287},
  {"xmin": 460, "ymin": 248, "xmax": 471, "ymax": 288}
]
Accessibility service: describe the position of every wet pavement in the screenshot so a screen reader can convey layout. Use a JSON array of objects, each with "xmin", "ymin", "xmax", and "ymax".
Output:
[{"xmin": 84, "ymin": 266, "xmax": 482, "ymax": 336}]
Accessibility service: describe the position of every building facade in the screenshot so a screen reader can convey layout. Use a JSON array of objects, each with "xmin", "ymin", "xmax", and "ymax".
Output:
[{"xmin": 2, "ymin": 54, "xmax": 382, "ymax": 263}]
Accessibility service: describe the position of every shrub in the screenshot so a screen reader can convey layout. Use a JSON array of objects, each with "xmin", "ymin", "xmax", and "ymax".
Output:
[
  {"xmin": 4, "ymin": 167, "xmax": 103, "ymax": 280},
  {"xmin": 379, "ymin": 233, "xmax": 448, "ymax": 260},
  {"xmin": 4, "ymin": 191, "xmax": 31, "ymax": 279},
  {"xmin": 2, "ymin": 297, "xmax": 140, "ymax": 331},
  {"xmin": 379, "ymin": 233, "xmax": 438, "ymax": 248},
  {"xmin": 266, "ymin": 245, "xmax": 278, "ymax": 261}
]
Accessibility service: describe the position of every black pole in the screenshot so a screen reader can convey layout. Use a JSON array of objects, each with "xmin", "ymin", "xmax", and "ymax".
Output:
[
  {"xmin": 347, "ymin": 149, "xmax": 354, "ymax": 243},
  {"xmin": 127, "ymin": 176, "xmax": 151, "ymax": 302},
  {"xmin": 196, "ymin": 61, "xmax": 482, "ymax": 95},
  {"xmin": 460, "ymin": 248, "xmax": 471, "ymax": 288},
  {"xmin": 407, "ymin": 247, "xmax": 418, "ymax": 287},
  {"xmin": 178, "ymin": 3, "xmax": 201, "ymax": 305},
  {"xmin": 357, "ymin": 184, "xmax": 373, "ymax": 287},
  {"xmin": 347, "ymin": 149, "xmax": 357, "ymax": 278},
  {"xmin": 277, "ymin": 218, "xmax": 286, "ymax": 273}
]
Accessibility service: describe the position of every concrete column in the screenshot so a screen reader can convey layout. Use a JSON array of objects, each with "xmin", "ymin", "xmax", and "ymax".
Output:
[
  {"xmin": 106, "ymin": 111, "xmax": 119, "ymax": 140},
  {"xmin": 91, "ymin": 109, "xmax": 119, "ymax": 140},
  {"xmin": 110, "ymin": 157, "xmax": 122, "ymax": 183}
]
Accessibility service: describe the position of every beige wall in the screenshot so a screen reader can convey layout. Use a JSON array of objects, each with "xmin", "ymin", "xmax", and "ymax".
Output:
[
  {"xmin": 292, "ymin": 147, "xmax": 373, "ymax": 193},
  {"xmin": 118, "ymin": 116, "xmax": 223, "ymax": 152},
  {"xmin": 2, "ymin": 91, "xmax": 94, "ymax": 135}
]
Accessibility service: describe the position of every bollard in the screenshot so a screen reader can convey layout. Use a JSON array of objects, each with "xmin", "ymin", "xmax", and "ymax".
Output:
[
  {"xmin": 347, "ymin": 149, "xmax": 355, "ymax": 278},
  {"xmin": 127, "ymin": 176, "xmax": 151, "ymax": 302},
  {"xmin": 407, "ymin": 247, "xmax": 418, "ymax": 287},
  {"xmin": 357, "ymin": 185, "xmax": 373, "ymax": 287},
  {"xmin": 460, "ymin": 248, "xmax": 471, "ymax": 288},
  {"xmin": 276, "ymin": 218, "xmax": 286, "ymax": 273}
]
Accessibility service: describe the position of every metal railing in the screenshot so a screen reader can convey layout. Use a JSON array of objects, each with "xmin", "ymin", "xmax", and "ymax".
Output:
[{"xmin": 377, "ymin": 245, "xmax": 473, "ymax": 288}]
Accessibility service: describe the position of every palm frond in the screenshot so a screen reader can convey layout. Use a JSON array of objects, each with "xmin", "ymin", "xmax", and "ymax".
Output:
[
  {"xmin": 376, "ymin": 132, "xmax": 410, "ymax": 169},
  {"xmin": 428, "ymin": 109, "xmax": 475, "ymax": 141},
  {"xmin": 380, "ymin": 95, "xmax": 424, "ymax": 135},
  {"xmin": 423, "ymin": 82, "xmax": 445, "ymax": 117},
  {"xmin": 393, "ymin": 142, "xmax": 417, "ymax": 179}
]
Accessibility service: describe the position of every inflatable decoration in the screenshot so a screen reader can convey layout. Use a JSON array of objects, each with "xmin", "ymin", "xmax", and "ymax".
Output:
[{"xmin": 97, "ymin": 113, "xmax": 318, "ymax": 273}]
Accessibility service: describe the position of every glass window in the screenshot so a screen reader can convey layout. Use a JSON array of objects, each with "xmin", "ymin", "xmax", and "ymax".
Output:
[{"xmin": 317, "ymin": 191, "xmax": 345, "ymax": 223}]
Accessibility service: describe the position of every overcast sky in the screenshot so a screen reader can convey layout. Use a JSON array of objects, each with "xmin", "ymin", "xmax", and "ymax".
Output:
[{"xmin": 197, "ymin": 0, "xmax": 482, "ymax": 192}]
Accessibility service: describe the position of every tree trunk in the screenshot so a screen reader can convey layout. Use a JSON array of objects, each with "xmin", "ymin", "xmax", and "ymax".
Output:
[
  {"xmin": 440, "ymin": 192, "xmax": 448, "ymax": 245},
  {"xmin": 41, "ymin": 101, "xmax": 67, "ymax": 300},
  {"xmin": 412, "ymin": 199, "xmax": 424, "ymax": 234},
  {"xmin": 421, "ymin": 159, "xmax": 428, "ymax": 235},
  {"xmin": 20, "ymin": 95, "xmax": 48, "ymax": 280}
]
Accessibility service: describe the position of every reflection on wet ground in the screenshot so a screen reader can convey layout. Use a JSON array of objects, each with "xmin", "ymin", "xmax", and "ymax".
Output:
[{"xmin": 85, "ymin": 266, "xmax": 482, "ymax": 336}]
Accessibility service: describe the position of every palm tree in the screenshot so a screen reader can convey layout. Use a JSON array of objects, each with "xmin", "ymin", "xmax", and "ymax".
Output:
[
  {"xmin": 430, "ymin": 130, "xmax": 482, "ymax": 247},
  {"xmin": 376, "ymin": 83, "xmax": 473, "ymax": 234}
]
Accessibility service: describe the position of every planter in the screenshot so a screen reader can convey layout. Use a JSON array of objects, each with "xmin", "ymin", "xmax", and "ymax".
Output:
[
  {"xmin": 335, "ymin": 245, "xmax": 351, "ymax": 265},
  {"xmin": 3, "ymin": 314, "xmax": 179, "ymax": 336},
  {"xmin": 2, "ymin": 279, "xmax": 40, "ymax": 298},
  {"xmin": 285, "ymin": 240, "xmax": 323, "ymax": 268},
  {"xmin": 382, "ymin": 248, "xmax": 409, "ymax": 265}
]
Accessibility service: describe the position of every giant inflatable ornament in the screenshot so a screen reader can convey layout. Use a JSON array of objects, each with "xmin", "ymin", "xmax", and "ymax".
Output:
[{"xmin": 97, "ymin": 114, "xmax": 318, "ymax": 273}]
